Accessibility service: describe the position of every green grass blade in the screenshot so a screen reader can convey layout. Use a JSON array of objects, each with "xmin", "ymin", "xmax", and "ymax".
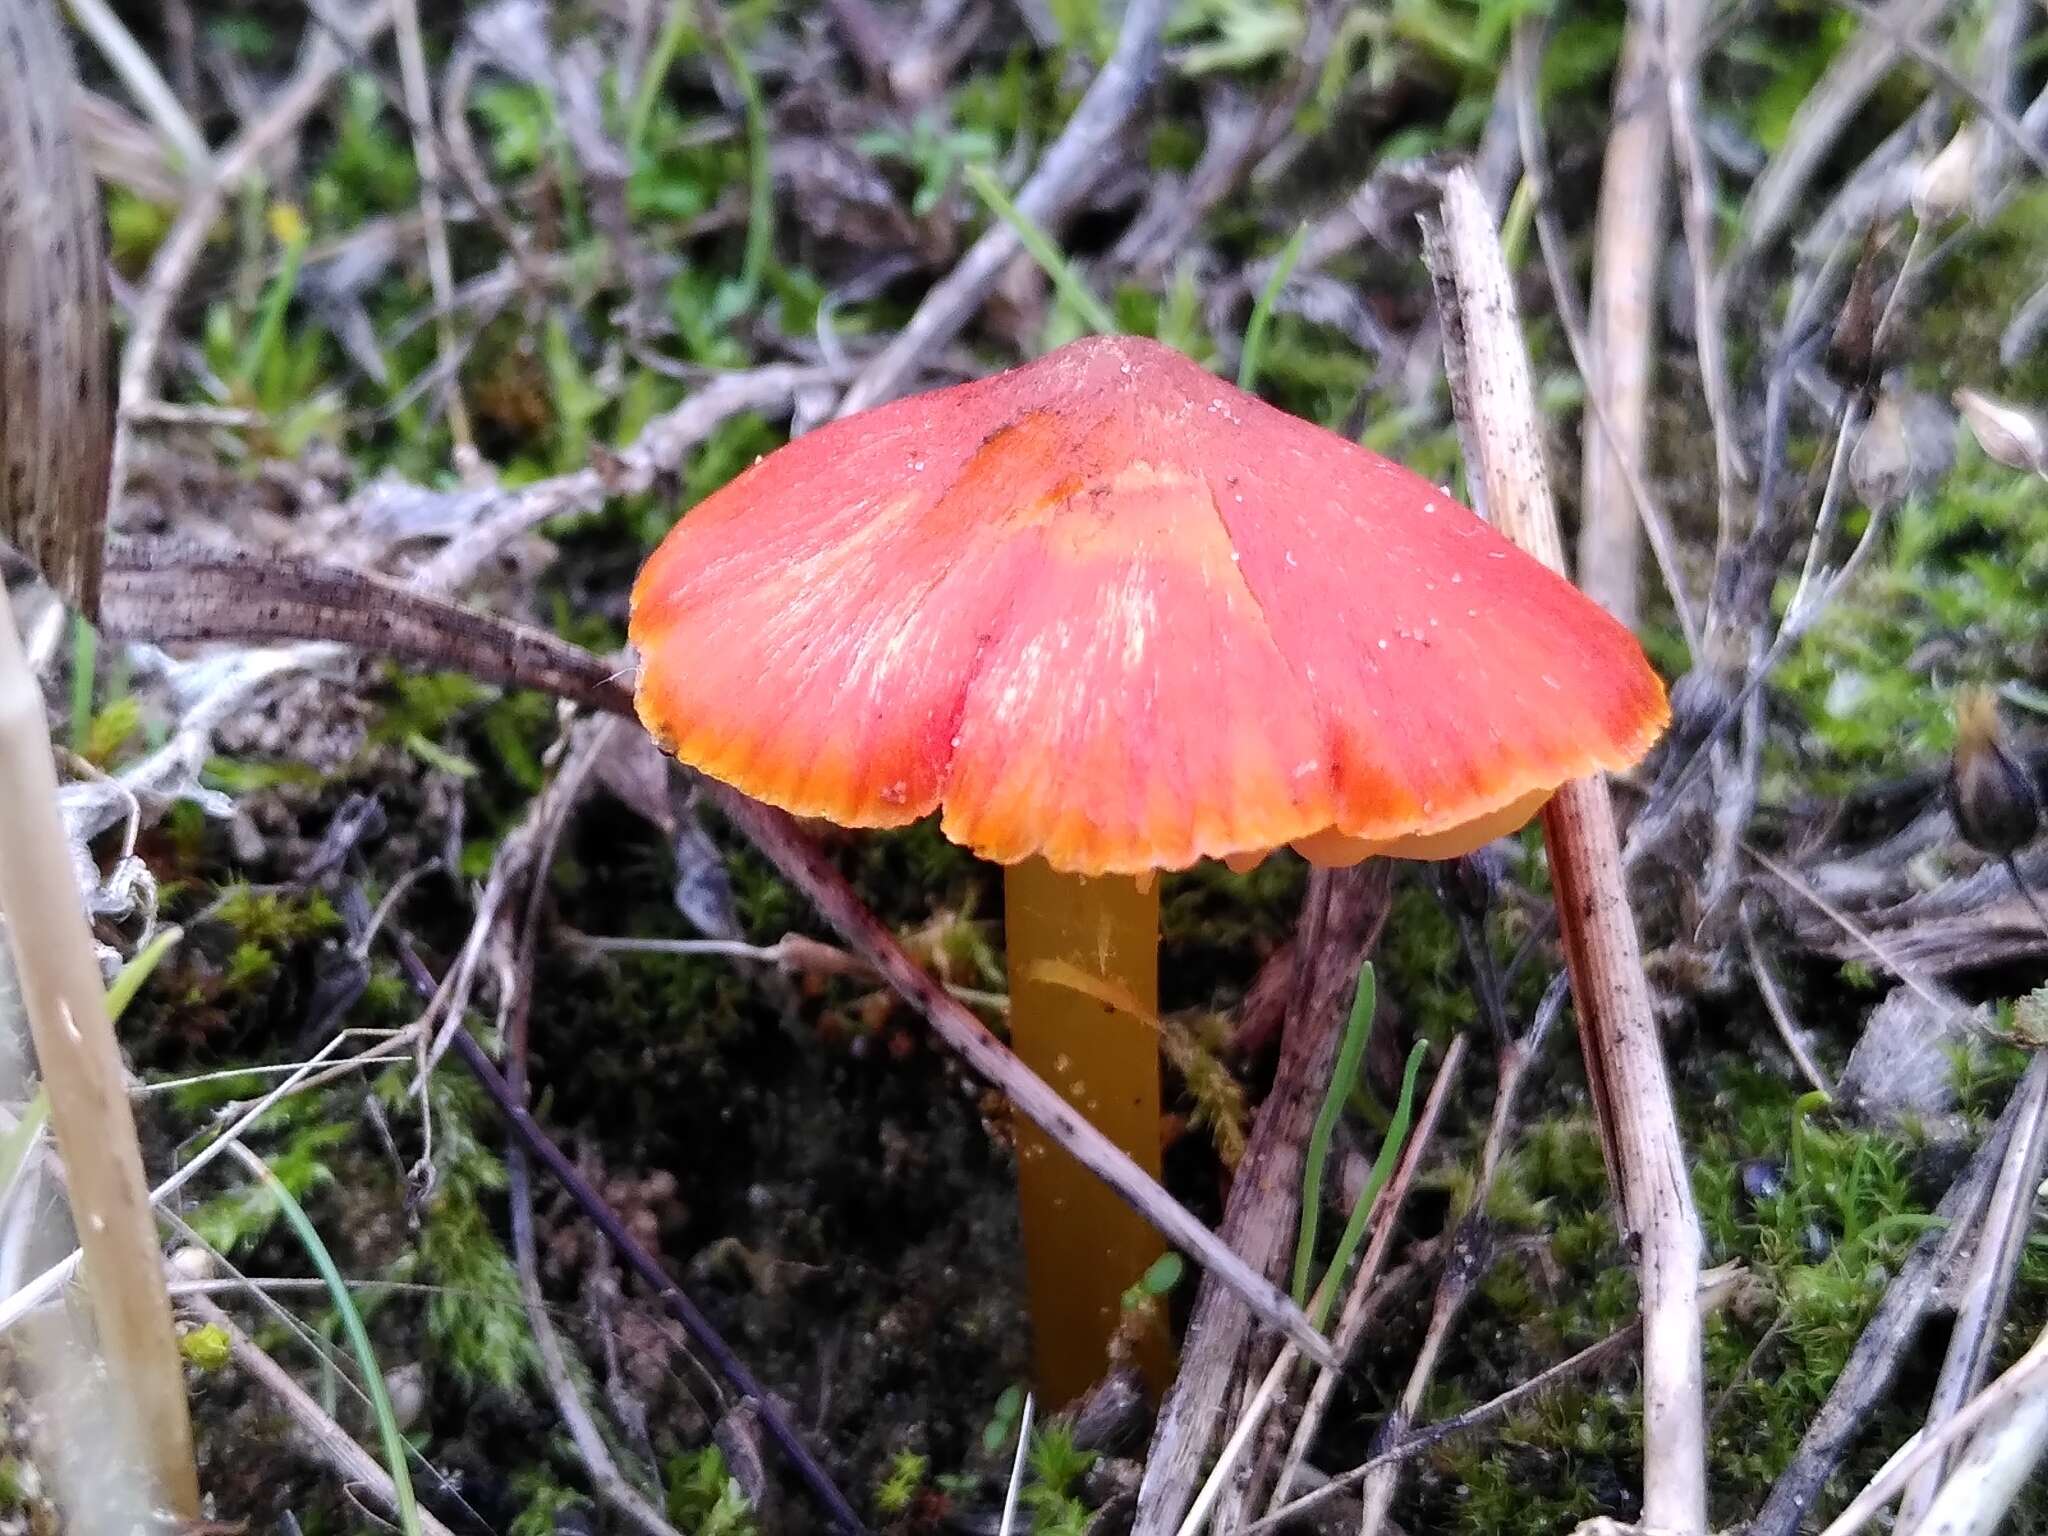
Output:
[
  {"xmin": 625, "ymin": 1, "xmax": 702, "ymax": 165},
  {"xmin": 962, "ymin": 163, "xmax": 1120, "ymax": 338},
  {"xmin": 234, "ymin": 221, "xmax": 308, "ymax": 394},
  {"xmin": 1311, "ymin": 1037, "xmax": 1429, "ymax": 1330},
  {"xmin": 252, "ymin": 1156, "xmax": 421, "ymax": 1536},
  {"xmin": 106, "ymin": 925, "xmax": 184, "ymax": 1025},
  {"xmin": 718, "ymin": 11, "xmax": 774, "ymax": 316},
  {"xmin": 1293, "ymin": 962, "xmax": 1377, "ymax": 1308},
  {"xmin": 0, "ymin": 1090, "xmax": 50, "ymax": 1198},
  {"xmin": 1238, "ymin": 222, "xmax": 1309, "ymax": 392},
  {"xmin": 68, "ymin": 616, "xmax": 94, "ymax": 755}
]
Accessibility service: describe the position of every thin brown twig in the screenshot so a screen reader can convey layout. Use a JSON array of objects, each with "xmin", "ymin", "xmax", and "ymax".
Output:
[
  {"xmin": 102, "ymin": 548, "xmax": 633, "ymax": 713},
  {"xmin": 182, "ymin": 1293, "xmax": 463, "ymax": 1536}
]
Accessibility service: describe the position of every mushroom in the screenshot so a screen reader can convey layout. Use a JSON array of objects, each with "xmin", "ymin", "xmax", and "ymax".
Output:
[{"xmin": 630, "ymin": 334, "xmax": 1668, "ymax": 1403}]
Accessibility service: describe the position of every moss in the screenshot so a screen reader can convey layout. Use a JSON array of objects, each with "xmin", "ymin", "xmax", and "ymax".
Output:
[
  {"xmin": 1777, "ymin": 445, "xmax": 2048, "ymax": 790},
  {"xmin": 390, "ymin": 1069, "xmax": 540, "ymax": 1393}
]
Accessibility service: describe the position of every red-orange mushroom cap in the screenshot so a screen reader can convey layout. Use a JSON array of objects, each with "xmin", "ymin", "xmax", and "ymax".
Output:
[{"xmin": 630, "ymin": 335, "xmax": 1669, "ymax": 877}]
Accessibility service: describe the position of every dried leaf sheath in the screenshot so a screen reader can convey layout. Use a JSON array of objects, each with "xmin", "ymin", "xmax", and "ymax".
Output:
[{"xmin": 0, "ymin": 0, "xmax": 112, "ymax": 618}]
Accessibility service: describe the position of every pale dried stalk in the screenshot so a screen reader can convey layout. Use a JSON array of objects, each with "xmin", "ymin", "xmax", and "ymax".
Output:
[
  {"xmin": 1819, "ymin": 1313, "xmax": 2048, "ymax": 1536},
  {"xmin": 1576, "ymin": 0, "xmax": 1669, "ymax": 628},
  {"xmin": 389, "ymin": 0, "xmax": 476, "ymax": 465},
  {"xmin": 1902, "ymin": 1356, "xmax": 2048, "ymax": 1536},
  {"xmin": 59, "ymin": 0, "xmax": 211, "ymax": 179},
  {"xmin": 1896, "ymin": 1053, "xmax": 2048, "ymax": 1530},
  {"xmin": 1664, "ymin": 0, "xmax": 1745, "ymax": 557},
  {"xmin": 0, "ymin": 591, "xmax": 200, "ymax": 1521},
  {"xmin": 0, "ymin": 0, "xmax": 198, "ymax": 1517},
  {"xmin": 1424, "ymin": 167, "xmax": 1706, "ymax": 1533}
]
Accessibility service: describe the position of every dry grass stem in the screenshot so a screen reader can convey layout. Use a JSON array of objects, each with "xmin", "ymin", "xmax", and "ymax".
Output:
[
  {"xmin": 1573, "ymin": 0, "xmax": 1670, "ymax": 632},
  {"xmin": 0, "ymin": 2, "xmax": 198, "ymax": 1512},
  {"xmin": 1895, "ymin": 1053, "xmax": 2048, "ymax": 1529},
  {"xmin": 388, "ymin": 0, "xmax": 477, "ymax": 466},
  {"xmin": 1424, "ymin": 166, "xmax": 1707, "ymax": 1532},
  {"xmin": 60, "ymin": 0, "xmax": 211, "ymax": 178},
  {"xmin": 1510, "ymin": 22, "xmax": 1698, "ymax": 658},
  {"xmin": 1739, "ymin": 906, "xmax": 1835, "ymax": 1097},
  {"xmin": 1664, "ymin": 0, "xmax": 1746, "ymax": 554},
  {"xmin": 0, "ymin": 589, "xmax": 200, "ymax": 1519}
]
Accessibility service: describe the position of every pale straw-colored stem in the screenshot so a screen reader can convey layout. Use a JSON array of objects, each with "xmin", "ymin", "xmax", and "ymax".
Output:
[
  {"xmin": 0, "ymin": 587, "xmax": 199, "ymax": 1518},
  {"xmin": 1576, "ymin": 0, "xmax": 1670, "ymax": 629},
  {"xmin": 1424, "ymin": 167, "xmax": 1707, "ymax": 1533}
]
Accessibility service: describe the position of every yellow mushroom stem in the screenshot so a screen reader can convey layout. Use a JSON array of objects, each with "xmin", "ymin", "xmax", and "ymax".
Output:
[
  {"xmin": 999, "ymin": 786, "xmax": 1552, "ymax": 1404},
  {"xmin": 1004, "ymin": 860, "xmax": 1171, "ymax": 1406}
]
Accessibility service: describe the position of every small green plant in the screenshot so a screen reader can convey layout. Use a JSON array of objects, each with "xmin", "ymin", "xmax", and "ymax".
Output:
[
  {"xmin": 1292, "ymin": 963, "xmax": 1433, "ymax": 1324},
  {"xmin": 178, "ymin": 1324, "xmax": 232, "ymax": 1372},
  {"xmin": 874, "ymin": 1450, "xmax": 929, "ymax": 1515},
  {"xmin": 858, "ymin": 117, "xmax": 998, "ymax": 216},
  {"xmin": 509, "ymin": 1473, "xmax": 589, "ymax": 1536},
  {"xmin": 1020, "ymin": 1425, "xmax": 1096, "ymax": 1536},
  {"xmin": 665, "ymin": 1446, "xmax": 758, "ymax": 1536}
]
